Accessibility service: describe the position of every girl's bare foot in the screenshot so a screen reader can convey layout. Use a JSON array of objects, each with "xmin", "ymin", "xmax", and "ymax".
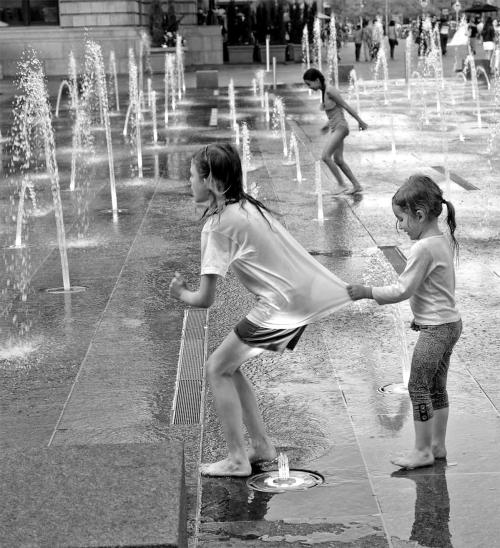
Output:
[
  {"xmin": 200, "ymin": 458, "xmax": 252, "ymax": 477},
  {"xmin": 247, "ymin": 442, "xmax": 277, "ymax": 464},
  {"xmin": 391, "ymin": 449, "xmax": 435, "ymax": 469},
  {"xmin": 432, "ymin": 444, "xmax": 447, "ymax": 459}
]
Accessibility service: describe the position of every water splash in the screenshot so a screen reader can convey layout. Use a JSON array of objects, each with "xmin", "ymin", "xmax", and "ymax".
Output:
[
  {"xmin": 463, "ymin": 51, "xmax": 482, "ymax": 128},
  {"xmin": 314, "ymin": 160, "xmax": 324, "ymax": 223},
  {"xmin": 272, "ymin": 96, "xmax": 287, "ymax": 158},
  {"xmin": 327, "ymin": 12, "xmax": 339, "ymax": 87},
  {"xmin": 83, "ymin": 39, "xmax": 118, "ymax": 213},
  {"xmin": 108, "ymin": 50, "xmax": 120, "ymax": 112},
  {"xmin": 363, "ymin": 248, "xmax": 411, "ymax": 388},
  {"xmin": 124, "ymin": 48, "xmax": 143, "ymax": 178},
  {"xmin": 11, "ymin": 50, "xmax": 71, "ymax": 291},
  {"xmin": 151, "ymin": 89, "xmax": 158, "ymax": 144},
  {"xmin": 313, "ymin": 17, "xmax": 322, "ymax": 72},
  {"xmin": 348, "ymin": 69, "xmax": 361, "ymax": 115},
  {"xmin": 302, "ymin": 25, "xmax": 311, "ymax": 71}
]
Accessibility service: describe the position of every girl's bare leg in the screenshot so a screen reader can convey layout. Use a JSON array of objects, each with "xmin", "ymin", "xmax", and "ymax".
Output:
[
  {"xmin": 202, "ymin": 331, "xmax": 265, "ymax": 476},
  {"xmin": 321, "ymin": 130, "xmax": 347, "ymax": 190},
  {"xmin": 391, "ymin": 419, "xmax": 435, "ymax": 469},
  {"xmin": 431, "ymin": 407, "xmax": 449, "ymax": 459},
  {"xmin": 333, "ymin": 140, "xmax": 362, "ymax": 193},
  {"xmin": 233, "ymin": 369, "xmax": 277, "ymax": 463}
]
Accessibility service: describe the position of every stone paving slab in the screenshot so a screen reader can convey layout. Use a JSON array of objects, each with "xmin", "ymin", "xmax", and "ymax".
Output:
[{"xmin": 0, "ymin": 442, "xmax": 187, "ymax": 547}]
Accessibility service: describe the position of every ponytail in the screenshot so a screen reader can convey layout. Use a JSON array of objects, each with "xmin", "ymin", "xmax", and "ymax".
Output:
[{"xmin": 442, "ymin": 199, "xmax": 460, "ymax": 263}]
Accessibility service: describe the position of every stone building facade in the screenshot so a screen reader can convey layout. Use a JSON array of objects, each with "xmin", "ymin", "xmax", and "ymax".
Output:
[{"xmin": 0, "ymin": 0, "xmax": 222, "ymax": 77}]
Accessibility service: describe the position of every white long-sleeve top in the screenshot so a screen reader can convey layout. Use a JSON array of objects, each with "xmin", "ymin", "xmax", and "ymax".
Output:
[{"xmin": 372, "ymin": 235, "xmax": 461, "ymax": 325}]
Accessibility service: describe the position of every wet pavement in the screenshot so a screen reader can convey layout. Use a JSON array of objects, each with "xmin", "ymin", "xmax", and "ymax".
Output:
[{"xmin": 1, "ymin": 39, "xmax": 499, "ymax": 547}]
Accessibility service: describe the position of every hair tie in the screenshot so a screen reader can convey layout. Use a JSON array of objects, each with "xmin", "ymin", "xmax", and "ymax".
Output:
[{"xmin": 441, "ymin": 198, "xmax": 446, "ymax": 204}]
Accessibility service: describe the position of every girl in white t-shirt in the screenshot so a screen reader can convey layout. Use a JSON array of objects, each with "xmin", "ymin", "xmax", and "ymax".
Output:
[
  {"xmin": 169, "ymin": 143, "xmax": 350, "ymax": 477},
  {"xmin": 347, "ymin": 175, "xmax": 462, "ymax": 470}
]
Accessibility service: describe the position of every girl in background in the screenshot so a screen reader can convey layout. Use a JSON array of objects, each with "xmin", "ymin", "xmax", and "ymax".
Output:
[{"xmin": 303, "ymin": 68, "xmax": 368, "ymax": 195}]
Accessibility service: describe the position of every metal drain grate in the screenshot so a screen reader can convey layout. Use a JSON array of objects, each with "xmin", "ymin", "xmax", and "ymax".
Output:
[
  {"xmin": 378, "ymin": 246, "xmax": 407, "ymax": 275},
  {"xmin": 171, "ymin": 308, "xmax": 209, "ymax": 425},
  {"xmin": 431, "ymin": 166, "xmax": 479, "ymax": 190}
]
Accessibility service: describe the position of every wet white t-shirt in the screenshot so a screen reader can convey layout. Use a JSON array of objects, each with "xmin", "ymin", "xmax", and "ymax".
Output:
[
  {"xmin": 200, "ymin": 202, "xmax": 350, "ymax": 328},
  {"xmin": 372, "ymin": 235, "xmax": 461, "ymax": 325}
]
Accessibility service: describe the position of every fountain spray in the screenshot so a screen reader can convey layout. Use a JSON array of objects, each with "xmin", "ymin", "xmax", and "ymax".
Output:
[
  {"xmin": 348, "ymin": 69, "xmax": 361, "ymax": 115},
  {"xmin": 55, "ymin": 51, "xmax": 79, "ymax": 118},
  {"xmin": 152, "ymin": 90, "xmax": 158, "ymax": 144},
  {"xmin": 228, "ymin": 79, "xmax": 237, "ymax": 133},
  {"xmin": 313, "ymin": 18, "xmax": 322, "ymax": 72},
  {"xmin": 84, "ymin": 40, "xmax": 118, "ymax": 214},
  {"xmin": 363, "ymin": 249, "xmax": 411, "ymax": 389},
  {"xmin": 11, "ymin": 51, "xmax": 71, "ymax": 291},
  {"xmin": 315, "ymin": 161, "xmax": 324, "ymax": 223},
  {"xmin": 464, "ymin": 52, "xmax": 482, "ymax": 128},
  {"xmin": 109, "ymin": 50, "xmax": 120, "ymax": 112},
  {"xmin": 302, "ymin": 25, "xmax": 311, "ymax": 71},
  {"xmin": 272, "ymin": 96, "xmax": 288, "ymax": 158},
  {"xmin": 373, "ymin": 39, "xmax": 389, "ymax": 105},
  {"xmin": 241, "ymin": 122, "xmax": 251, "ymax": 193},
  {"xmin": 256, "ymin": 70, "xmax": 265, "ymax": 108},
  {"xmin": 327, "ymin": 13, "xmax": 339, "ymax": 87},
  {"xmin": 127, "ymin": 48, "xmax": 143, "ymax": 178},
  {"xmin": 264, "ymin": 91, "xmax": 270, "ymax": 123}
]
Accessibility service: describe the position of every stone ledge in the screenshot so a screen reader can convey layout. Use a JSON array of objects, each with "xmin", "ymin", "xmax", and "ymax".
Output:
[{"xmin": 0, "ymin": 442, "xmax": 187, "ymax": 547}]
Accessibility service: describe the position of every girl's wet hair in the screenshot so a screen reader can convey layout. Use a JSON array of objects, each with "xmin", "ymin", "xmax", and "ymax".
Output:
[
  {"xmin": 393, "ymin": 174, "xmax": 459, "ymax": 260},
  {"xmin": 303, "ymin": 68, "xmax": 326, "ymax": 102},
  {"xmin": 192, "ymin": 143, "xmax": 274, "ymax": 222}
]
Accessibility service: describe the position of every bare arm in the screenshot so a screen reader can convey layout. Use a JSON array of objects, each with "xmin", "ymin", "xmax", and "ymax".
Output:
[
  {"xmin": 326, "ymin": 87, "xmax": 368, "ymax": 130},
  {"xmin": 169, "ymin": 272, "xmax": 219, "ymax": 308}
]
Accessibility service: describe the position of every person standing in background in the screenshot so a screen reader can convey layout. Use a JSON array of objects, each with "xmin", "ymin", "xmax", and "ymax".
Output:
[
  {"xmin": 387, "ymin": 20, "xmax": 398, "ymax": 60},
  {"xmin": 482, "ymin": 17, "xmax": 495, "ymax": 61},
  {"xmin": 439, "ymin": 18, "xmax": 449, "ymax": 55},
  {"xmin": 362, "ymin": 20, "xmax": 373, "ymax": 62},
  {"xmin": 354, "ymin": 23, "xmax": 363, "ymax": 62}
]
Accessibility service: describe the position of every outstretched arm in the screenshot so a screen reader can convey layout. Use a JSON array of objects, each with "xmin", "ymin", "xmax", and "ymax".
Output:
[
  {"xmin": 326, "ymin": 87, "xmax": 368, "ymax": 130},
  {"xmin": 169, "ymin": 272, "xmax": 219, "ymax": 308}
]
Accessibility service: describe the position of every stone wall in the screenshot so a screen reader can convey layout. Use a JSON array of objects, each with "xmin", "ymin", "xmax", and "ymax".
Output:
[
  {"xmin": 59, "ymin": 0, "xmax": 142, "ymax": 28},
  {"xmin": 0, "ymin": 0, "xmax": 222, "ymax": 77}
]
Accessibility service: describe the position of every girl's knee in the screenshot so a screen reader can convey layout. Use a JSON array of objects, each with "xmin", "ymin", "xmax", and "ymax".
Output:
[
  {"xmin": 334, "ymin": 155, "xmax": 344, "ymax": 166},
  {"xmin": 206, "ymin": 356, "xmax": 234, "ymax": 381}
]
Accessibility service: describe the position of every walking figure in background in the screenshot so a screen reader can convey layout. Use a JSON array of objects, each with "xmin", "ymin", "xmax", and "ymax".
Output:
[
  {"xmin": 439, "ymin": 18, "xmax": 449, "ymax": 55},
  {"xmin": 347, "ymin": 175, "xmax": 462, "ymax": 470},
  {"xmin": 354, "ymin": 23, "xmax": 363, "ymax": 62},
  {"xmin": 170, "ymin": 143, "xmax": 350, "ymax": 477},
  {"xmin": 387, "ymin": 20, "xmax": 398, "ymax": 60},
  {"xmin": 303, "ymin": 67, "xmax": 368, "ymax": 194},
  {"xmin": 362, "ymin": 20, "xmax": 373, "ymax": 61},
  {"xmin": 371, "ymin": 18, "xmax": 383, "ymax": 60},
  {"xmin": 482, "ymin": 17, "xmax": 496, "ymax": 61}
]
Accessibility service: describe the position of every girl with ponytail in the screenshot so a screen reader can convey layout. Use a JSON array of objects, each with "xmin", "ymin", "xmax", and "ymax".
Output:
[{"xmin": 347, "ymin": 174, "xmax": 462, "ymax": 470}]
